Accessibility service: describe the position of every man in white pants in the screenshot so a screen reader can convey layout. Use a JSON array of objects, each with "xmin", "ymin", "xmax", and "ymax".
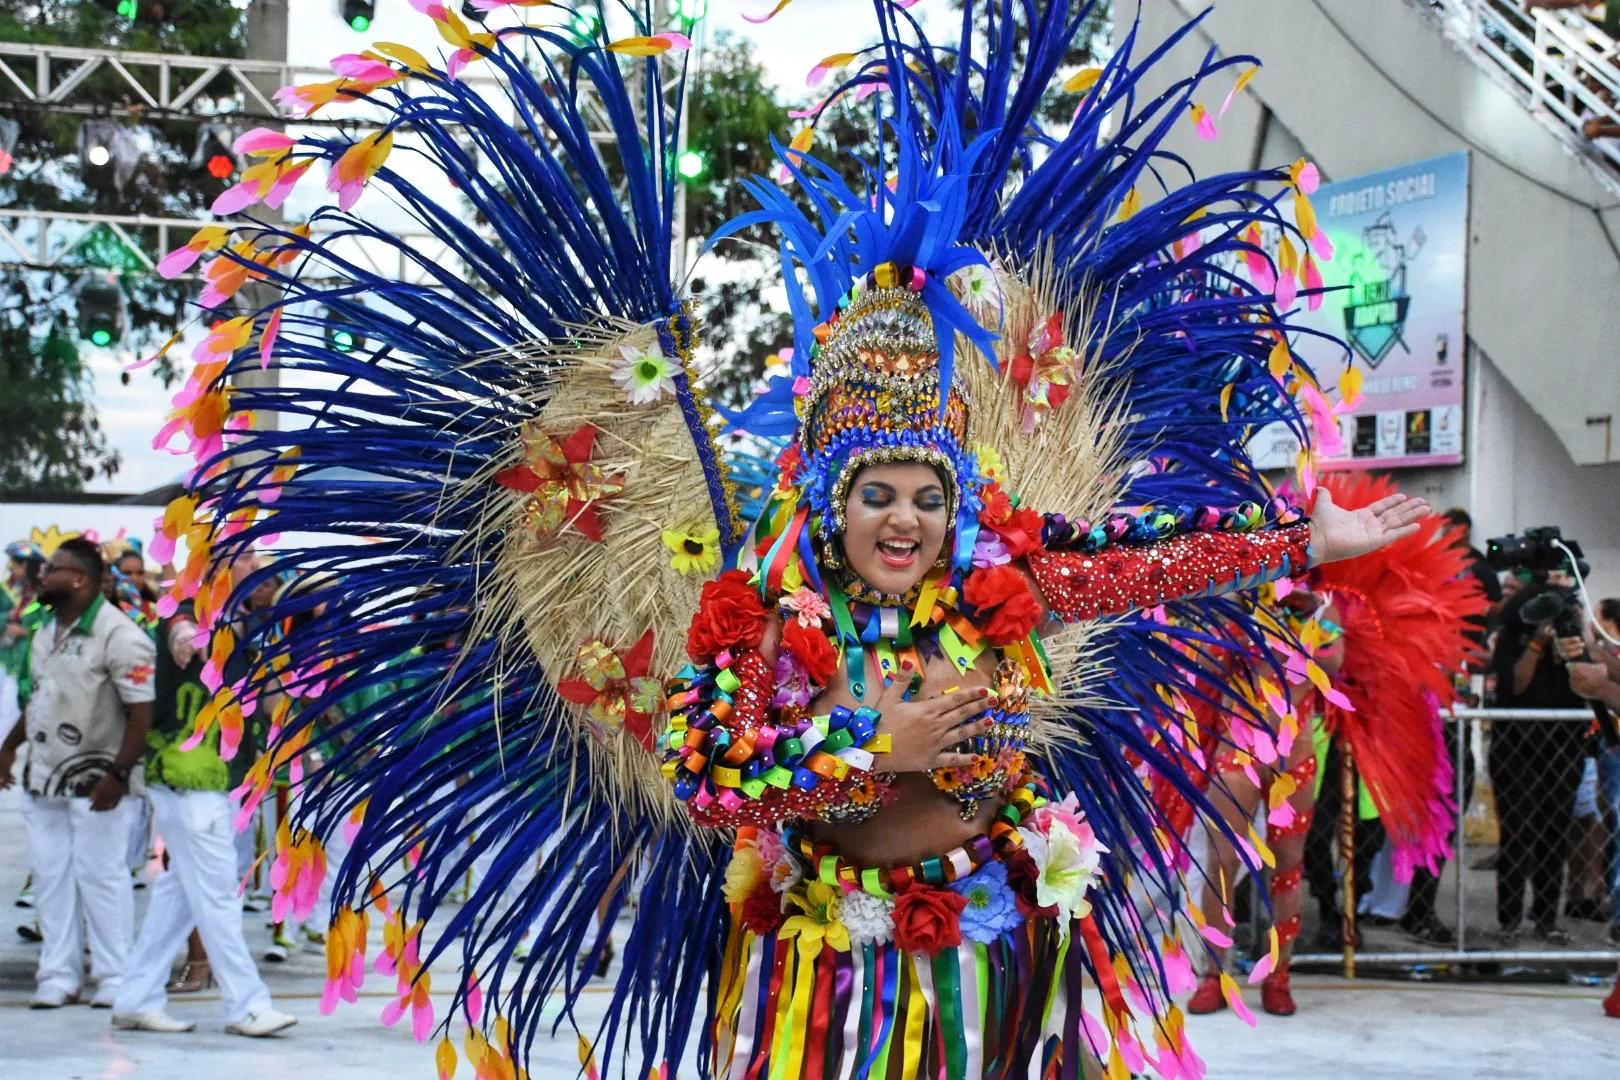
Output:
[
  {"xmin": 0, "ymin": 539, "xmax": 154, "ymax": 1009},
  {"xmin": 112, "ymin": 558, "xmax": 295, "ymax": 1036}
]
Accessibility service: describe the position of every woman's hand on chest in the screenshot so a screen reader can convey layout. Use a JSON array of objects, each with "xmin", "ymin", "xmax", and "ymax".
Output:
[{"xmin": 809, "ymin": 646, "xmax": 997, "ymax": 774}]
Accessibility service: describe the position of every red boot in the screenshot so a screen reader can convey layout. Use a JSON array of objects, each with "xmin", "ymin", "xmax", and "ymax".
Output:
[
  {"xmin": 1186, "ymin": 971, "xmax": 1226, "ymax": 1015},
  {"xmin": 1603, "ymin": 979, "xmax": 1620, "ymax": 1019},
  {"xmin": 1261, "ymin": 965, "xmax": 1296, "ymax": 1017}
]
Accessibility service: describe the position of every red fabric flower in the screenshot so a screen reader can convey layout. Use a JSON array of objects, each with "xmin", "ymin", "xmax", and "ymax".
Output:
[
  {"xmin": 777, "ymin": 441, "xmax": 805, "ymax": 486},
  {"xmin": 979, "ymin": 485, "xmax": 1014, "ymax": 525},
  {"xmin": 963, "ymin": 564, "xmax": 1046, "ymax": 645},
  {"xmin": 1004, "ymin": 850, "xmax": 1059, "ymax": 918},
  {"xmin": 780, "ymin": 620, "xmax": 839, "ymax": 686},
  {"xmin": 978, "ymin": 485, "xmax": 1045, "ymax": 558},
  {"xmin": 740, "ymin": 883, "xmax": 787, "ymax": 936},
  {"xmin": 686, "ymin": 569, "xmax": 769, "ymax": 663},
  {"xmin": 892, "ymin": 886, "xmax": 968, "ymax": 955},
  {"xmin": 996, "ymin": 507, "xmax": 1047, "ymax": 558}
]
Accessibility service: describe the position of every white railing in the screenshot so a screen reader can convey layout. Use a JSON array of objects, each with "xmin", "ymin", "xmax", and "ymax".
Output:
[{"xmin": 1426, "ymin": 0, "xmax": 1620, "ymax": 175}]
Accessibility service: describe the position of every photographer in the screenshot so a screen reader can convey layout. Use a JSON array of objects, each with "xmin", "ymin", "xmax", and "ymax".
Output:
[
  {"xmin": 1560, "ymin": 598, "xmax": 1620, "ymax": 946},
  {"xmin": 1487, "ymin": 577, "xmax": 1592, "ymax": 945}
]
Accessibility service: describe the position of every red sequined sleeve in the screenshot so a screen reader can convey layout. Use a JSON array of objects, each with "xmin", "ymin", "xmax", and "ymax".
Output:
[
  {"xmin": 659, "ymin": 648, "xmax": 882, "ymax": 829},
  {"xmin": 1025, "ymin": 522, "xmax": 1312, "ymax": 622}
]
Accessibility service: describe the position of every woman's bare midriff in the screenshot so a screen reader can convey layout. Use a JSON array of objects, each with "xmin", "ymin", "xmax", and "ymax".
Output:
[{"xmin": 803, "ymin": 636, "xmax": 1003, "ymax": 868}]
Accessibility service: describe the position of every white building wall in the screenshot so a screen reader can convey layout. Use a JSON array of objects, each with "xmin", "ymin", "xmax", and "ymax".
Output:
[
  {"xmin": 1465, "ymin": 344, "xmax": 1620, "ymax": 601},
  {"xmin": 1115, "ymin": 0, "xmax": 1620, "ymax": 602},
  {"xmin": 1115, "ymin": 0, "xmax": 1620, "ymax": 468}
]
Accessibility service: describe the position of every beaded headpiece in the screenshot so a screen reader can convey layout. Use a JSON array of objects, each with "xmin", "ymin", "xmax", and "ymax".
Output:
[{"xmin": 796, "ymin": 262, "xmax": 983, "ymax": 571}]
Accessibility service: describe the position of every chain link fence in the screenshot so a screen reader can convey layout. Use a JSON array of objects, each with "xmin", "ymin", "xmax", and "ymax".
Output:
[{"xmin": 1282, "ymin": 708, "xmax": 1620, "ymax": 977}]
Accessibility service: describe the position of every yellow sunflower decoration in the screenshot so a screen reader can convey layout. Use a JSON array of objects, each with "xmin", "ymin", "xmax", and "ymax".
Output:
[{"xmin": 661, "ymin": 526, "xmax": 720, "ymax": 575}]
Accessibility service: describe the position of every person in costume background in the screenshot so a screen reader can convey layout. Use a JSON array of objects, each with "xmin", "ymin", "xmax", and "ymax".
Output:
[
  {"xmin": 1186, "ymin": 473, "xmax": 1481, "ymax": 1019},
  {"xmin": 2, "ymin": 542, "xmax": 45, "ymax": 741},
  {"xmin": 0, "ymin": 538, "xmax": 154, "ymax": 1009},
  {"xmin": 3, "ymin": 541, "xmax": 46, "ymax": 923},
  {"xmin": 1183, "ymin": 583, "xmax": 1342, "ymax": 1019},
  {"xmin": 111, "ymin": 550, "xmax": 295, "ymax": 1037}
]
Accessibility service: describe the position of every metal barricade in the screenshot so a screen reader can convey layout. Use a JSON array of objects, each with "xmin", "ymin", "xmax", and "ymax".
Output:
[{"xmin": 1290, "ymin": 707, "xmax": 1620, "ymax": 978}]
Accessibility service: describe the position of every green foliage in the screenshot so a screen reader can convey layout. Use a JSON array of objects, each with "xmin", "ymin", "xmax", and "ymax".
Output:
[
  {"xmin": 0, "ymin": 0, "xmax": 245, "ymax": 491},
  {"xmin": 683, "ymin": 31, "xmax": 792, "ymax": 256},
  {"xmin": 685, "ymin": 31, "xmax": 796, "ymax": 408},
  {"xmin": 0, "ymin": 318, "xmax": 120, "ymax": 490}
]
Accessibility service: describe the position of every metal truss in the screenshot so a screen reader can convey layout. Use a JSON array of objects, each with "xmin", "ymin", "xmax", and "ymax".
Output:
[
  {"xmin": 0, "ymin": 39, "xmax": 677, "ymax": 137},
  {"xmin": 0, "ymin": 40, "xmax": 512, "ymax": 124},
  {"xmin": 0, "ymin": 207, "xmax": 463, "ymax": 289}
]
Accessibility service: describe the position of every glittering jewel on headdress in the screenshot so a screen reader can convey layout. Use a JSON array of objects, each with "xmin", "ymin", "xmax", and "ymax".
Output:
[{"xmin": 797, "ymin": 262, "xmax": 980, "ymax": 554}]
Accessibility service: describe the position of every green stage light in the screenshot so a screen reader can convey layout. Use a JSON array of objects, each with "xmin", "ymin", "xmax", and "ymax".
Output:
[
  {"xmin": 331, "ymin": 329, "xmax": 356, "ymax": 352},
  {"xmin": 342, "ymin": 0, "xmax": 375, "ymax": 33},
  {"xmin": 677, "ymin": 150, "xmax": 706, "ymax": 180},
  {"xmin": 78, "ymin": 278, "xmax": 125, "ymax": 347},
  {"xmin": 116, "ymin": 0, "xmax": 138, "ymax": 17}
]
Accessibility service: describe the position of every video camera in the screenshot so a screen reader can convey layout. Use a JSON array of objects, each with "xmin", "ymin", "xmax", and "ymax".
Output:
[
  {"xmin": 1487, "ymin": 527, "xmax": 1616, "ymax": 747},
  {"xmin": 1486, "ymin": 526, "xmax": 1588, "ymax": 577},
  {"xmin": 1485, "ymin": 526, "xmax": 1590, "ymax": 641}
]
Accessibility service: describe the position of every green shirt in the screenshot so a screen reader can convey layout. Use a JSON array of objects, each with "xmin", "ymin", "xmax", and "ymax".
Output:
[{"xmin": 144, "ymin": 607, "xmax": 259, "ymax": 793}]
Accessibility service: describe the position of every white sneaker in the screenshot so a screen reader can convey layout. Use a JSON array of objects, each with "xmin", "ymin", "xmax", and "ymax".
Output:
[
  {"xmin": 225, "ymin": 1007, "xmax": 298, "ymax": 1037},
  {"xmin": 112, "ymin": 1011, "xmax": 196, "ymax": 1032},
  {"xmin": 30, "ymin": 986, "xmax": 78, "ymax": 1009},
  {"xmin": 90, "ymin": 987, "xmax": 118, "ymax": 1009}
]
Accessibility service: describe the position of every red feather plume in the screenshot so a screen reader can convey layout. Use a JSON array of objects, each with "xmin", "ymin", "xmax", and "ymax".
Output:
[{"xmin": 1310, "ymin": 472, "xmax": 1488, "ymax": 879}]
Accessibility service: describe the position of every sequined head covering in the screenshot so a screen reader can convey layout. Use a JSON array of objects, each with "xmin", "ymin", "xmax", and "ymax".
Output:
[{"xmin": 795, "ymin": 262, "xmax": 983, "ymax": 574}]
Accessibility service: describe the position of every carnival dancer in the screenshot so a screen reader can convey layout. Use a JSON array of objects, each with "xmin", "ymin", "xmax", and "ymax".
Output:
[
  {"xmin": 1183, "ymin": 585, "xmax": 1342, "ymax": 1018},
  {"xmin": 1185, "ymin": 473, "xmax": 1484, "ymax": 1019},
  {"xmin": 144, "ymin": 2, "xmax": 1426, "ymax": 1076}
]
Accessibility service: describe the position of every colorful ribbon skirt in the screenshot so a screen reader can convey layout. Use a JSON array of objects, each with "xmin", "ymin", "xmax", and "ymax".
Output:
[{"xmin": 710, "ymin": 804, "xmax": 1114, "ymax": 1080}]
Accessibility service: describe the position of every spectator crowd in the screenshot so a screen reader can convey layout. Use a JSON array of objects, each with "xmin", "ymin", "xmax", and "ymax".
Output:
[{"xmin": 2, "ymin": 533, "xmax": 295, "ymax": 1035}]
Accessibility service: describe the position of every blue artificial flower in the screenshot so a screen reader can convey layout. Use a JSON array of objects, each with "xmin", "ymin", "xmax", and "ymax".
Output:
[{"xmin": 949, "ymin": 860, "xmax": 1023, "ymax": 944}]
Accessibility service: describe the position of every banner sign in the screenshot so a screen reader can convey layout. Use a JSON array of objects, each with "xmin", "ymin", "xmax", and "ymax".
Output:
[{"xmin": 1248, "ymin": 151, "xmax": 1470, "ymax": 470}]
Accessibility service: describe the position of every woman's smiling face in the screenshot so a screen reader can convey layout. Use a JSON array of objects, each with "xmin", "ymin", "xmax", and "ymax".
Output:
[{"xmin": 841, "ymin": 462, "xmax": 951, "ymax": 595}]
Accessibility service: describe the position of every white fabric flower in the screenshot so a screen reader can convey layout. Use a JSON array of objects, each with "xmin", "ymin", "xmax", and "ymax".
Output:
[
  {"xmin": 769, "ymin": 853, "xmax": 803, "ymax": 895},
  {"xmin": 612, "ymin": 343, "xmax": 678, "ymax": 405},
  {"xmin": 1019, "ymin": 820, "xmax": 1102, "ymax": 937},
  {"xmin": 840, "ymin": 889, "xmax": 896, "ymax": 946},
  {"xmin": 954, "ymin": 263, "xmax": 1002, "ymax": 312}
]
